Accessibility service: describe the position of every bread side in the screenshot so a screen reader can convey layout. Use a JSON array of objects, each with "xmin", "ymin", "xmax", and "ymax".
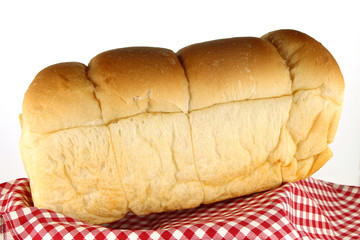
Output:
[
  {"xmin": 189, "ymin": 97, "xmax": 292, "ymax": 203},
  {"xmin": 108, "ymin": 113, "xmax": 203, "ymax": 215},
  {"xmin": 20, "ymin": 126, "xmax": 128, "ymax": 224},
  {"xmin": 262, "ymin": 30, "xmax": 344, "ymax": 177}
]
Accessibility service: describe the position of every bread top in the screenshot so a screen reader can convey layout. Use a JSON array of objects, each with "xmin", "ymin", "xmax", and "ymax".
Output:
[
  {"xmin": 88, "ymin": 47, "xmax": 189, "ymax": 124},
  {"xmin": 21, "ymin": 62, "xmax": 104, "ymax": 133},
  {"xmin": 21, "ymin": 30, "xmax": 345, "ymax": 133},
  {"xmin": 177, "ymin": 37, "xmax": 292, "ymax": 111},
  {"xmin": 262, "ymin": 29, "xmax": 344, "ymax": 104}
]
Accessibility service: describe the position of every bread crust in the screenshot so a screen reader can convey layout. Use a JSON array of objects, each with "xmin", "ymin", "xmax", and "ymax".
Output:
[
  {"xmin": 177, "ymin": 37, "xmax": 292, "ymax": 111},
  {"xmin": 21, "ymin": 62, "xmax": 103, "ymax": 133},
  {"xmin": 262, "ymin": 29, "xmax": 344, "ymax": 104},
  {"xmin": 87, "ymin": 47, "xmax": 189, "ymax": 124}
]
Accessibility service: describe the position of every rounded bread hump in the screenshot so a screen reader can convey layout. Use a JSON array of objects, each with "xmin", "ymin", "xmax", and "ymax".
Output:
[
  {"xmin": 87, "ymin": 47, "xmax": 189, "ymax": 124},
  {"xmin": 21, "ymin": 62, "xmax": 103, "ymax": 133},
  {"xmin": 177, "ymin": 37, "xmax": 292, "ymax": 111},
  {"xmin": 262, "ymin": 29, "xmax": 345, "ymax": 104}
]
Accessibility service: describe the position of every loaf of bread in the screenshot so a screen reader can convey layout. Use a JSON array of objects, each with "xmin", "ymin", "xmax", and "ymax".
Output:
[{"xmin": 19, "ymin": 29, "xmax": 344, "ymax": 224}]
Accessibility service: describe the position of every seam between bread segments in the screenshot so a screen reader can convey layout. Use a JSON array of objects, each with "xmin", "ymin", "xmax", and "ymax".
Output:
[
  {"xmin": 32, "ymin": 94, "xmax": 306, "ymax": 135},
  {"xmin": 85, "ymin": 66, "xmax": 130, "ymax": 213},
  {"xmin": 262, "ymin": 37, "xmax": 296, "ymax": 184},
  {"xmin": 177, "ymin": 55, "xmax": 206, "ymax": 203},
  {"xmin": 261, "ymin": 37, "xmax": 332, "ymax": 183}
]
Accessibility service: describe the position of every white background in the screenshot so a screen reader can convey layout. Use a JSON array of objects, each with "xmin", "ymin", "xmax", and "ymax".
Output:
[{"xmin": 0, "ymin": 0, "xmax": 359, "ymax": 185}]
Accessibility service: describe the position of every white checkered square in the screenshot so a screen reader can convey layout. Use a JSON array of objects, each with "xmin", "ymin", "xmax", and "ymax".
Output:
[
  {"xmin": 194, "ymin": 228, "xmax": 206, "ymax": 239},
  {"xmin": 217, "ymin": 226, "xmax": 227, "ymax": 237},
  {"xmin": 128, "ymin": 232, "xmax": 140, "ymax": 240},
  {"xmin": 172, "ymin": 229, "xmax": 183, "ymax": 239},
  {"xmin": 28, "ymin": 216, "xmax": 37, "ymax": 224},
  {"xmin": 9, "ymin": 211, "xmax": 18, "ymax": 219},
  {"xmin": 14, "ymin": 225, "xmax": 25, "ymax": 234},
  {"xmin": 240, "ymin": 226, "xmax": 251, "ymax": 236},
  {"xmin": 34, "ymin": 223, "xmax": 44, "ymax": 232},
  {"xmin": 84, "ymin": 233, "xmax": 95, "ymax": 240},
  {"xmin": 43, "ymin": 232, "xmax": 53, "ymax": 240},
  {"xmin": 149, "ymin": 231, "xmax": 161, "ymax": 240},
  {"xmin": 106, "ymin": 232, "xmax": 117, "ymax": 240},
  {"xmin": 64, "ymin": 232, "xmax": 74, "ymax": 240},
  {"xmin": 54, "ymin": 224, "xmax": 65, "ymax": 232}
]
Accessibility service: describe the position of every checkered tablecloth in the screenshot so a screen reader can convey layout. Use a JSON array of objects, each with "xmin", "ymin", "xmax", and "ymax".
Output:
[{"xmin": 1, "ymin": 178, "xmax": 360, "ymax": 240}]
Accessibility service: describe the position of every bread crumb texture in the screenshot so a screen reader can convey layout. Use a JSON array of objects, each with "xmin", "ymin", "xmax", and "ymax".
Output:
[{"xmin": 20, "ymin": 30, "xmax": 344, "ymax": 224}]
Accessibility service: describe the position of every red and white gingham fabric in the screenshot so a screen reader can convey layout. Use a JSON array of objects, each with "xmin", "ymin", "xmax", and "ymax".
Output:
[{"xmin": 1, "ymin": 178, "xmax": 360, "ymax": 239}]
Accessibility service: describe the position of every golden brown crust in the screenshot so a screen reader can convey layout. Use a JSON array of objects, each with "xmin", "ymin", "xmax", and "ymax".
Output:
[
  {"xmin": 177, "ymin": 37, "xmax": 292, "ymax": 111},
  {"xmin": 87, "ymin": 47, "xmax": 189, "ymax": 124},
  {"xmin": 262, "ymin": 29, "xmax": 345, "ymax": 104},
  {"xmin": 21, "ymin": 62, "xmax": 103, "ymax": 133}
]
